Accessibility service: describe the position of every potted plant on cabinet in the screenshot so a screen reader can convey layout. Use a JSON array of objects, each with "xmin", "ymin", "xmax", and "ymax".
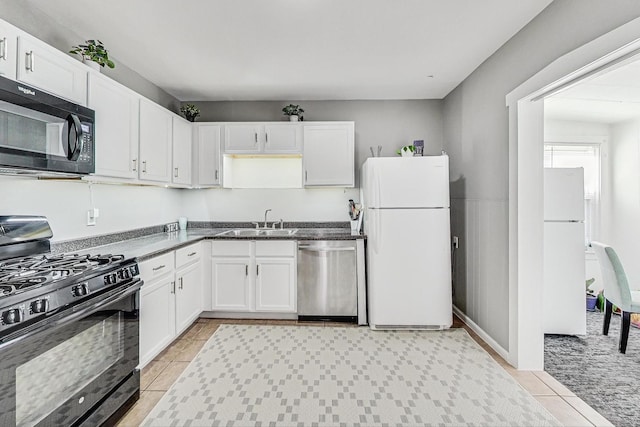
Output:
[
  {"xmin": 396, "ymin": 145, "xmax": 415, "ymax": 157},
  {"xmin": 180, "ymin": 104, "xmax": 201, "ymax": 122},
  {"xmin": 69, "ymin": 40, "xmax": 115, "ymax": 71},
  {"xmin": 282, "ymin": 104, "xmax": 304, "ymax": 121}
]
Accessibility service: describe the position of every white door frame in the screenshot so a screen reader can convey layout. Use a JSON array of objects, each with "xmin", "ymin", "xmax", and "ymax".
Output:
[{"xmin": 506, "ymin": 17, "xmax": 640, "ymax": 370}]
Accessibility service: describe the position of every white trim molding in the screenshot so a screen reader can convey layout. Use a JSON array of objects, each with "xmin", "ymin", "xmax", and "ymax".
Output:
[{"xmin": 506, "ymin": 16, "xmax": 640, "ymax": 370}]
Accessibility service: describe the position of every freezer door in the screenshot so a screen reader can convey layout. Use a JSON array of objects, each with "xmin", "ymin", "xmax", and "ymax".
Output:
[
  {"xmin": 366, "ymin": 208, "xmax": 452, "ymax": 329},
  {"xmin": 362, "ymin": 156, "xmax": 450, "ymax": 209},
  {"xmin": 544, "ymin": 168, "xmax": 585, "ymax": 221},
  {"xmin": 543, "ymin": 221, "xmax": 586, "ymax": 335}
]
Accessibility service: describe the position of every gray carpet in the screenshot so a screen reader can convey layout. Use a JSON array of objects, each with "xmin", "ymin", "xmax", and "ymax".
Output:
[
  {"xmin": 144, "ymin": 325, "xmax": 560, "ymax": 426},
  {"xmin": 545, "ymin": 310, "xmax": 640, "ymax": 427}
]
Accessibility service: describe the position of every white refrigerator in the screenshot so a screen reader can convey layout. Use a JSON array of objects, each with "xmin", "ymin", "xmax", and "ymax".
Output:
[
  {"xmin": 361, "ymin": 155, "xmax": 452, "ymax": 330},
  {"xmin": 543, "ymin": 168, "xmax": 586, "ymax": 335}
]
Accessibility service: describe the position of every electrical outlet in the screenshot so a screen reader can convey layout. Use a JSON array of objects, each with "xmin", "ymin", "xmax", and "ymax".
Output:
[
  {"xmin": 87, "ymin": 208, "xmax": 98, "ymax": 226},
  {"xmin": 452, "ymin": 236, "xmax": 459, "ymax": 248}
]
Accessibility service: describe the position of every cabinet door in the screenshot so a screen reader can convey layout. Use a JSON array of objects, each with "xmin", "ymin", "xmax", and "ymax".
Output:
[
  {"xmin": 211, "ymin": 257, "xmax": 252, "ymax": 311},
  {"xmin": 139, "ymin": 98, "xmax": 172, "ymax": 182},
  {"xmin": 0, "ymin": 21, "xmax": 18, "ymax": 80},
  {"xmin": 196, "ymin": 124, "xmax": 221, "ymax": 186},
  {"xmin": 16, "ymin": 35, "xmax": 87, "ymax": 105},
  {"xmin": 255, "ymin": 258, "xmax": 296, "ymax": 312},
  {"xmin": 139, "ymin": 275, "xmax": 176, "ymax": 368},
  {"xmin": 175, "ymin": 261, "xmax": 202, "ymax": 334},
  {"xmin": 264, "ymin": 124, "xmax": 301, "ymax": 153},
  {"xmin": 303, "ymin": 123, "xmax": 354, "ymax": 187},
  {"xmin": 172, "ymin": 117, "xmax": 193, "ymax": 185},
  {"xmin": 224, "ymin": 124, "xmax": 262, "ymax": 153},
  {"xmin": 88, "ymin": 73, "xmax": 139, "ymax": 179}
]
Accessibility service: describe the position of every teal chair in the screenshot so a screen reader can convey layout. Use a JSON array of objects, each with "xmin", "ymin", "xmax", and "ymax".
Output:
[{"xmin": 592, "ymin": 242, "xmax": 640, "ymax": 353}]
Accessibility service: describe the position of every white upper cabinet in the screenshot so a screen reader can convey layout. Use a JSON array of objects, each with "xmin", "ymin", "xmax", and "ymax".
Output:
[
  {"xmin": 139, "ymin": 98, "xmax": 172, "ymax": 182},
  {"xmin": 172, "ymin": 116, "xmax": 193, "ymax": 186},
  {"xmin": 225, "ymin": 124, "xmax": 262, "ymax": 153},
  {"xmin": 195, "ymin": 124, "xmax": 222, "ymax": 186},
  {"xmin": 225, "ymin": 123, "xmax": 302, "ymax": 154},
  {"xmin": 303, "ymin": 122, "xmax": 355, "ymax": 187},
  {"xmin": 88, "ymin": 73, "xmax": 139, "ymax": 179},
  {"xmin": 16, "ymin": 34, "xmax": 87, "ymax": 105},
  {"xmin": 264, "ymin": 124, "xmax": 302, "ymax": 153},
  {"xmin": 0, "ymin": 20, "xmax": 18, "ymax": 80}
]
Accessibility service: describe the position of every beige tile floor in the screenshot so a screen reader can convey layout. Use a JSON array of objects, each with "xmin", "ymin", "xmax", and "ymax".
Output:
[{"xmin": 115, "ymin": 317, "xmax": 614, "ymax": 427}]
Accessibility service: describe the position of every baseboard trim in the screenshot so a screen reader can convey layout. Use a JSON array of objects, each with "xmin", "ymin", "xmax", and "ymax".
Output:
[{"xmin": 453, "ymin": 305, "xmax": 511, "ymax": 365}]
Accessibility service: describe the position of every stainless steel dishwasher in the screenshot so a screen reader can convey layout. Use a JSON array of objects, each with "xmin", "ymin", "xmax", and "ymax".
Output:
[{"xmin": 297, "ymin": 240, "xmax": 359, "ymax": 323}]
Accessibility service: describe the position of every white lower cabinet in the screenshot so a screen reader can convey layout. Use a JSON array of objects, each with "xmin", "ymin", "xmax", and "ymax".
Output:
[
  {"xmin": 211, "ymin": 258, "xmax": 251, "ymax": 310},
  {"xmin": 211, "ymin": 240, "xmax": 296, "ymax": 313},
  {"xmin": 255, "ymin": 258, "xmax": 295, "ymax": 312},
  {"xmin": 139, "ymin": 273, "xmax": 176, "ymax": 368},
  {"xmin": 139, "ymin": 242, "xmax": 202, "ymax": 368},
  {"xmin": 175, "ymin": 260, "xmax": 202, "ymax": 332}
]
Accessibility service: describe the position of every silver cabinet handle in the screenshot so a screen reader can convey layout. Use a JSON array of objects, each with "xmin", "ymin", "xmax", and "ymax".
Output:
[
  {"xmin": 174, "ymin": 167, "xmax": 179, "ymax": 178},
  {"xmin": 142, "ymin": 160, "xmax": 147, "ymax": 173},
  {"xmin": 0, "ymin": 38, "xmax": 7, "ymax": 61},
  {"xmin": 132, "ymin": 159, "xmax": 137, "ymax": 172},
  {"xmin": 25, "ymin": 50, "xmax": 34, "ymax": 71},
  {"xmin": 256, "ymin": 265, "xmax": 259, "ymax": 276},
  {"xmin": 215, "ymin": 169, "xmax": 219, "ymax": 180},
  {"xmin": 188, "ymin": 252, "xmax": 197, "ymax": 257},
  {"xmin": 305, "ymin": 170, "xmax": 308, "ymax": 182},
  {"xmin": 265, "ymin": 133, "xmax": 268, "ymax": 144},
  {"xmin": 254, "ymin": 132, "xmax": 258, "ymax": 144},
  {"xmin": 245, "ymin": 265, "xmax": 248, "ymax": 276},
  {"xmin": 179, "ymin": 277, "xmax": 183, "ymax": 290},
  {"xmin": 171, "ymin": 281, "xmax": 176, "ymax": 294},
  {"xmin": 152, "ymin": 264, "xmax": 166, "ymax": 271}
]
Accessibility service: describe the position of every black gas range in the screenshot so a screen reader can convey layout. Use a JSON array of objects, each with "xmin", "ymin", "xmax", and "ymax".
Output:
[{"xmin": 0, "ymin": 216, "xmax": 142, "ymax": 427}]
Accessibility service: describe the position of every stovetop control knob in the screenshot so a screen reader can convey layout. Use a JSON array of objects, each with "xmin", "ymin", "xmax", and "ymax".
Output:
[
  {"xmin": 2, "ymin": 308, "xmax": 23, "ymax": 325},
  {"xmin": 72, "ymin": 283, "xmax": 89, "ymax": 297},
  {"xmin": 30, "ymin": 299, "xmax": 49, "ymax": 314}
]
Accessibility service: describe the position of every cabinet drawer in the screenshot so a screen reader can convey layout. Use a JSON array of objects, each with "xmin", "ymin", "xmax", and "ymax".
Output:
[
  {"xmin": 211, "ymin": 240, "xmax": 252, "ymax": 257},
  {"xmin": 139, "ymin": 252, "xmax": 175, "ymax": 279},
  {"xmin": 255, "ymin": 240, "xmax": 296, "ymax": 257},
  {"xmin": 175, "ymin": 243, "xmax": 201, "ymax": 268}
]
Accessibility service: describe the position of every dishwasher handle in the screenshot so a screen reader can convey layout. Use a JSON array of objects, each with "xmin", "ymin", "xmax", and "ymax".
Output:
[{"xmin": 298, "ymin": 245, "xmax": 356, "ymax": 252}]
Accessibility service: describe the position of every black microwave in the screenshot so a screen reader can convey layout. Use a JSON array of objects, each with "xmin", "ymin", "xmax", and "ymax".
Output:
[{"xmin": 0, "ymin": 75, "xmax": 95, "ymax": 175}]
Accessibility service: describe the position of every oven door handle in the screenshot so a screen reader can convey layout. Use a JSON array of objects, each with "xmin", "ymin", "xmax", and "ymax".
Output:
[{"xmin": 0, "ymin": 280, "xmax": 142, "ymax": 350}]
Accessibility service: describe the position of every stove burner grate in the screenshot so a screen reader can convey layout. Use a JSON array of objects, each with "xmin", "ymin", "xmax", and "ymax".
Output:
[{"xmin": 0, "ymin": 254, "xmax": 126, "ymax": 297}]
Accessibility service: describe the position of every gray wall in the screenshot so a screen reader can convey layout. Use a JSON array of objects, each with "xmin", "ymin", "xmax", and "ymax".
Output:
[
  {"xmin": 190, "ymin": 100, "xmax": 443, "ymax": 186},
  {"xmin": 443, "ymin": 1, "xmax": 640, "ymax": 350},
  {"xmin": 0, "ymin": 0, "xmax": 179, "ymax": 111}
]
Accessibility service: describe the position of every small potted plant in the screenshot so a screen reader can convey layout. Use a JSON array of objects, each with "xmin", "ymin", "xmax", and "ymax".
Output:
[
  {"xmin": 180, "ymin": 104, "xmax": 201, "ymax": 122},
  {"xmin": 69, "ymin": 40, "xmax": 115, "ymax": 71},
  {"xmin": 282, "ymin": 104, "xmax": 304, "ymax": 121},
  {"xmin": 586, "ymin": 278, "xmax": 597, "ymax": 311},
  {"xmin": 396, "ymin": 145, "xmax": 415, "ymax": 157}
]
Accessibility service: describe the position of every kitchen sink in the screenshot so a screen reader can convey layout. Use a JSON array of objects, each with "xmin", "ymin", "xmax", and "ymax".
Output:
[{"xmin": 216, "ymin": 228, "xmax": 298, "ymax": 237}]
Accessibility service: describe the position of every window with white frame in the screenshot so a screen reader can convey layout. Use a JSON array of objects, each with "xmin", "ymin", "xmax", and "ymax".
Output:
[{"xmin": 544, "ymin": 143, "xmax": 600, "ymax": 247}]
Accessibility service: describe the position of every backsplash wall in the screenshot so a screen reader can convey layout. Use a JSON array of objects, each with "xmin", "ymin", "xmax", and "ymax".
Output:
[
  {"xmin": 181, "ymin": 188, "xmax": 360, "ymax": 223},
  {"xmin": 1, "ymin": 177, "xmax": 183, "ymax": 242}
]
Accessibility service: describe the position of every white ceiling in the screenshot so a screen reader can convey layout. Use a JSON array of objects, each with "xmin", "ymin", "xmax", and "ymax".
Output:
[
  {"xmin": 28, "ymin": 0, "xmax": 551, "ymax": 102},
  {"xmin": 545, "ymin": 59, "xmax": 640, "ymax": 123}
]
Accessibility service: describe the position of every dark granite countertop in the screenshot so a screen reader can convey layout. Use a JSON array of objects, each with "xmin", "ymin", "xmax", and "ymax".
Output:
[{"xmin": 61, "ymin": 225, "xmax": 364, "ymax": 263}]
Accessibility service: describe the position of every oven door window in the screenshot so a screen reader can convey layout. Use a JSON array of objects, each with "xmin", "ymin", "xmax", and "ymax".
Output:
[
  {"xmin": 15, "ymin": 312, "xmax": 124, "ymax": 427},
  {"xmin": 0, "ymin": 100, "xmax": 71, "ymax": 159}
]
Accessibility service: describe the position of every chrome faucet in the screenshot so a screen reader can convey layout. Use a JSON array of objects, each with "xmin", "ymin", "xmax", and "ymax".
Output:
[{"xmin": 263, "ymin": 209, "xmax": 272, "ymax": 228}]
